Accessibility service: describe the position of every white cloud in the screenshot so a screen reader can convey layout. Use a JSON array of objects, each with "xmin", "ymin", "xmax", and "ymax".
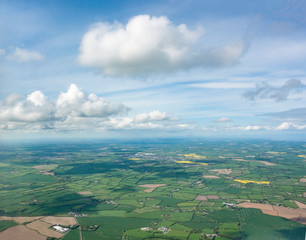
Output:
[
  {"xmin": 106, "ymin": 117, "xmax": 134, "ymax": 130},
  {"xmin": 215, "ymin": 117, "xmax": 232, "ymax": 123},
  {"xmin": 216, "ymin": 122, "xmax": 306, "ymax": 131},
  {"xmin": 202, "ymin": 124, "xmax": 271, "ymax": 131},
  {"xmin": 233, "ymin": 123, "xmax": 306, "ymax": 131},
  {"xmin": 192, "ymin": 82, "xmax": 253, "ymax": 89},
  {"xmin": 0, "ymin": 84, "xmax": 129, "ymax": 129},
  {"xmin": 135, "ymin": 110, "xmax": 172, "ymax": 123},
  {"xmin": 0, "ymin": 49, "xmax": 5, "ymax": 56},
  {"xmin": 56, "ymin": 84, "xmax": 129, "ymax": 119},
  {"xmin": 106, "ymin": 117, "xmax": 163, "ymax": 130},
  {"xmin": 27, "ymin": 91, "xmax": 50, "ymax": 107},
  {"xmin": 276, "ymin": 122, "xmax": 291, "ymax": 130},
  {"xmin": 106, "ymin": 110, "xmax": 176, "ymax": 130},
  {"xmin": 3, "ymin": 93, "xmax": 23, "ymax": 105},
  {"xmin": 176, "ymin": 123, "xmax": 193, "ymax": 129},
  {"xmin": 78, "ymin": 15, "xmax": 245, "ymax": 76},
  {"xmin": 0, "ymin": 122, "xmax": 53, "ymax": 132},
  {"xmin": 243, "ymin": 79, "xmax": 305, "ymax": 102},
  {"xmin": 0, "ymin": 85, "xmax": 184, "ymax": 132},
  {"xmin": 243, "ymin": 125, "xmax": 269, "ymax": 131},
  {"xmin": 222, "ymin": 125, "xmax": 270, "ymax": 131},
  {"xmin": 0, "ymin": 91, "xmax": 55, "ymax": 122},
  {"xmin": 8, "ymin": 47, "xmax": 43, "ymax": 62},
  {"xmin": 275, "ymin": 122, "xmax": 306, "ymax": 130}
]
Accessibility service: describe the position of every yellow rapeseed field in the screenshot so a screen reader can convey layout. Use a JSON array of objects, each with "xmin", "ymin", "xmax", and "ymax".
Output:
[
  {"xmin": 184, "ymin": 153, "xmax": 206, "ymax": 158},
  {"xmin": 234, "ymin": 179, "xmax": 270, "ymax": 184},
  {"xmin": 267, "ymin": 151, "xmax": 285, "ymax": 154},
  {"xmin": 129, "ymin": 158, "xmax": 141, "ymax": 161},
  {"xmin": 176, "ymin": 160, "xmax": 208, "ymax": 166},
  {"xmin": 298, "ymin": 155, "xmax": 306, "ymax": 158}
]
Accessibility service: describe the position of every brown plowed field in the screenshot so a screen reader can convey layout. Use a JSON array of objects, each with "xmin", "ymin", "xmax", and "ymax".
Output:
[
  {"xmin": 41, "ymin": 171, "xmax": 54, "ymax": 176},
  {"xmin": 41, "ymin": 216, "xmax": 77, "ymax": 226},
  {"xmin": 233, "ymin": 159, "xmax": 248, "ymax": 162},
  {"xmin": 78, "ymin": 191, "xmax": 93, "ymax": 195},
  {"xmin": 195, "ymin": 195, "xmax": 220, "ymax": 201},
  {"xmin": 138, "ymin": 184, "xmax": 167, "ymax": 193},
  {"xmin": 0, "ymin": 225, "xmax": 46, "ymax": 240},
  {"xmin": 202, "ymin": 175, "xmax": 220, "ymax": 179},
  {"xmin": 32, "ymin": 164, "xmax": 58, "ymax": 170},
  {"xmin": 238, "ymin": 202, "xmax": 306, "ymax": 224},
  {"xmin": 0, "ymin": 216, "xmax": 43, "ymax": 224},
  {"xmin": 258, "ymin": 161, "xmax": 276, "ymax": 166},
  {"xmin": 295, "ymin": 201, "xmax": 306, "ymax": 209},
  {"xmin": 26, "ymin": 220, "xmax": 64, "ymax": 238},
  {"xmin": 210, "ymin": 169, "xmax": 232, "ymax": 175}
]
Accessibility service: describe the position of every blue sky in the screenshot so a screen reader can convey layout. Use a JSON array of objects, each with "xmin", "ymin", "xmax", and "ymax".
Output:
[{"xmin": 0, "ymin": 0, "xmax": 306, "ymax": 140}]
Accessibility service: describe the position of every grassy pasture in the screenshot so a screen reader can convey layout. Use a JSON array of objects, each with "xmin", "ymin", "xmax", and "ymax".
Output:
[
  {"xmin": 127, "ymin": 210, "xmax": 165, "ymax": 219},
  {"xmin": 77, "ymin": 216, "xmax": 157, "ymax": 239},
  {"xmin": 154, "ymin": 229, "xmax": 189, "ymax": 239},
  {"xmin": 158, "ymin": 197, "xmax": 183, "ymax": 207},
  {"xmin": 217, "ymin": 222, "xmax": 241, "ymax": 239},
  {"xmin": 4, "ymin": 173, "xmax": 56, "ymax": 184},
  {"xmin": 0, "ymin": 140, "xmax": 305, "ymax": 239},
  {"xmin": 61, "ymin": 227, "xmax": 80, "ymax": 240},
  {"xmin": 240, "ymin": 213, "xmax": 305, "ymax": 240},
  {"xmin": 124, "ymin": 228, "xmax": 154, "ymax": 238},
  {"xmin": 0, "ymin": 220, "xmax": 18, "ymax": 232}
]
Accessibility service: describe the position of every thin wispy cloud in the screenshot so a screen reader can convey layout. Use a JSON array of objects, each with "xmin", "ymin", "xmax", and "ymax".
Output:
[
  {"xmin": 215, "ymin": 117, "xmax": 232, "ymax": 123},
  {"xmin": 243, "ymin": 79, "xmax": 305, "ymax": 101},
  {"xmin": 7, "ymin": 47, "xmax": 44, "ymax": 62},
  {"xmin": 192, "ymin": 82, "xmax": 253, "ymax": 89},
  {"xmin": 203, "ymin": 123, "xmax": 306, "ymax": 131},
  {"xmin": 262, "ymin": 108, "xmax": 306, "ymax": 119},
  {"xmin": 0, "ymin": 49, "xmax": 5, "ymax": 56}
]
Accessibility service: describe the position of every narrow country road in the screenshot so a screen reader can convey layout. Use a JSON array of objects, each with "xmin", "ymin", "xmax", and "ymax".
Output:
[{"xmin": 75, "ymin": 217, "xmax": 82, "ymax": 240}]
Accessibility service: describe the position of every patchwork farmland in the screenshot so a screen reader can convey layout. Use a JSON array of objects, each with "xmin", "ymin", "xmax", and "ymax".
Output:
[{"xmin": 0, "ymin": 140, "xmax": 305, "ymax": 239}]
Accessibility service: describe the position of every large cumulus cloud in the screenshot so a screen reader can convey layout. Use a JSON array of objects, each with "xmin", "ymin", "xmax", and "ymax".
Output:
[
  {"xmin": 56, "ymin": 84, "xmax": 129, "ymax": 119},
  {"xmin": 78, "ymin": 15, "xmax": 246, "ymax": 76},
  {"xmin": 0, "ymin": 91, "xmax": 55, "ymax": 122},
  {"xmin": 0, "ymin": 84, "xmax": 129, "ymax": 131},
  {"xmin": 0, "ymin": 85, "xmax": 186, "ymax": 132}
]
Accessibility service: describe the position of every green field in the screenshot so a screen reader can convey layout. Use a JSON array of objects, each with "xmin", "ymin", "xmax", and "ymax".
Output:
[
  {"xmin": 0, "ymin": 220, "xmax": 18, "ymax": 232},
  {"xmin": 0, "ymin": 140, "xmax": 305, "ymax": 239}
]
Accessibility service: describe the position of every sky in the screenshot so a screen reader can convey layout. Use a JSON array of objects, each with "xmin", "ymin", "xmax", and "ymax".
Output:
[{"xmin": 0, "ymin": 0, "xmax": 306, "ymax": 140}]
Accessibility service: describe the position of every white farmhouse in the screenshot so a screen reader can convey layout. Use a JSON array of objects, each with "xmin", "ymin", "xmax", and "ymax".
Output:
[{"xmin": 53, "ymin": 225, "xmax": 69, "ymax": 233}]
